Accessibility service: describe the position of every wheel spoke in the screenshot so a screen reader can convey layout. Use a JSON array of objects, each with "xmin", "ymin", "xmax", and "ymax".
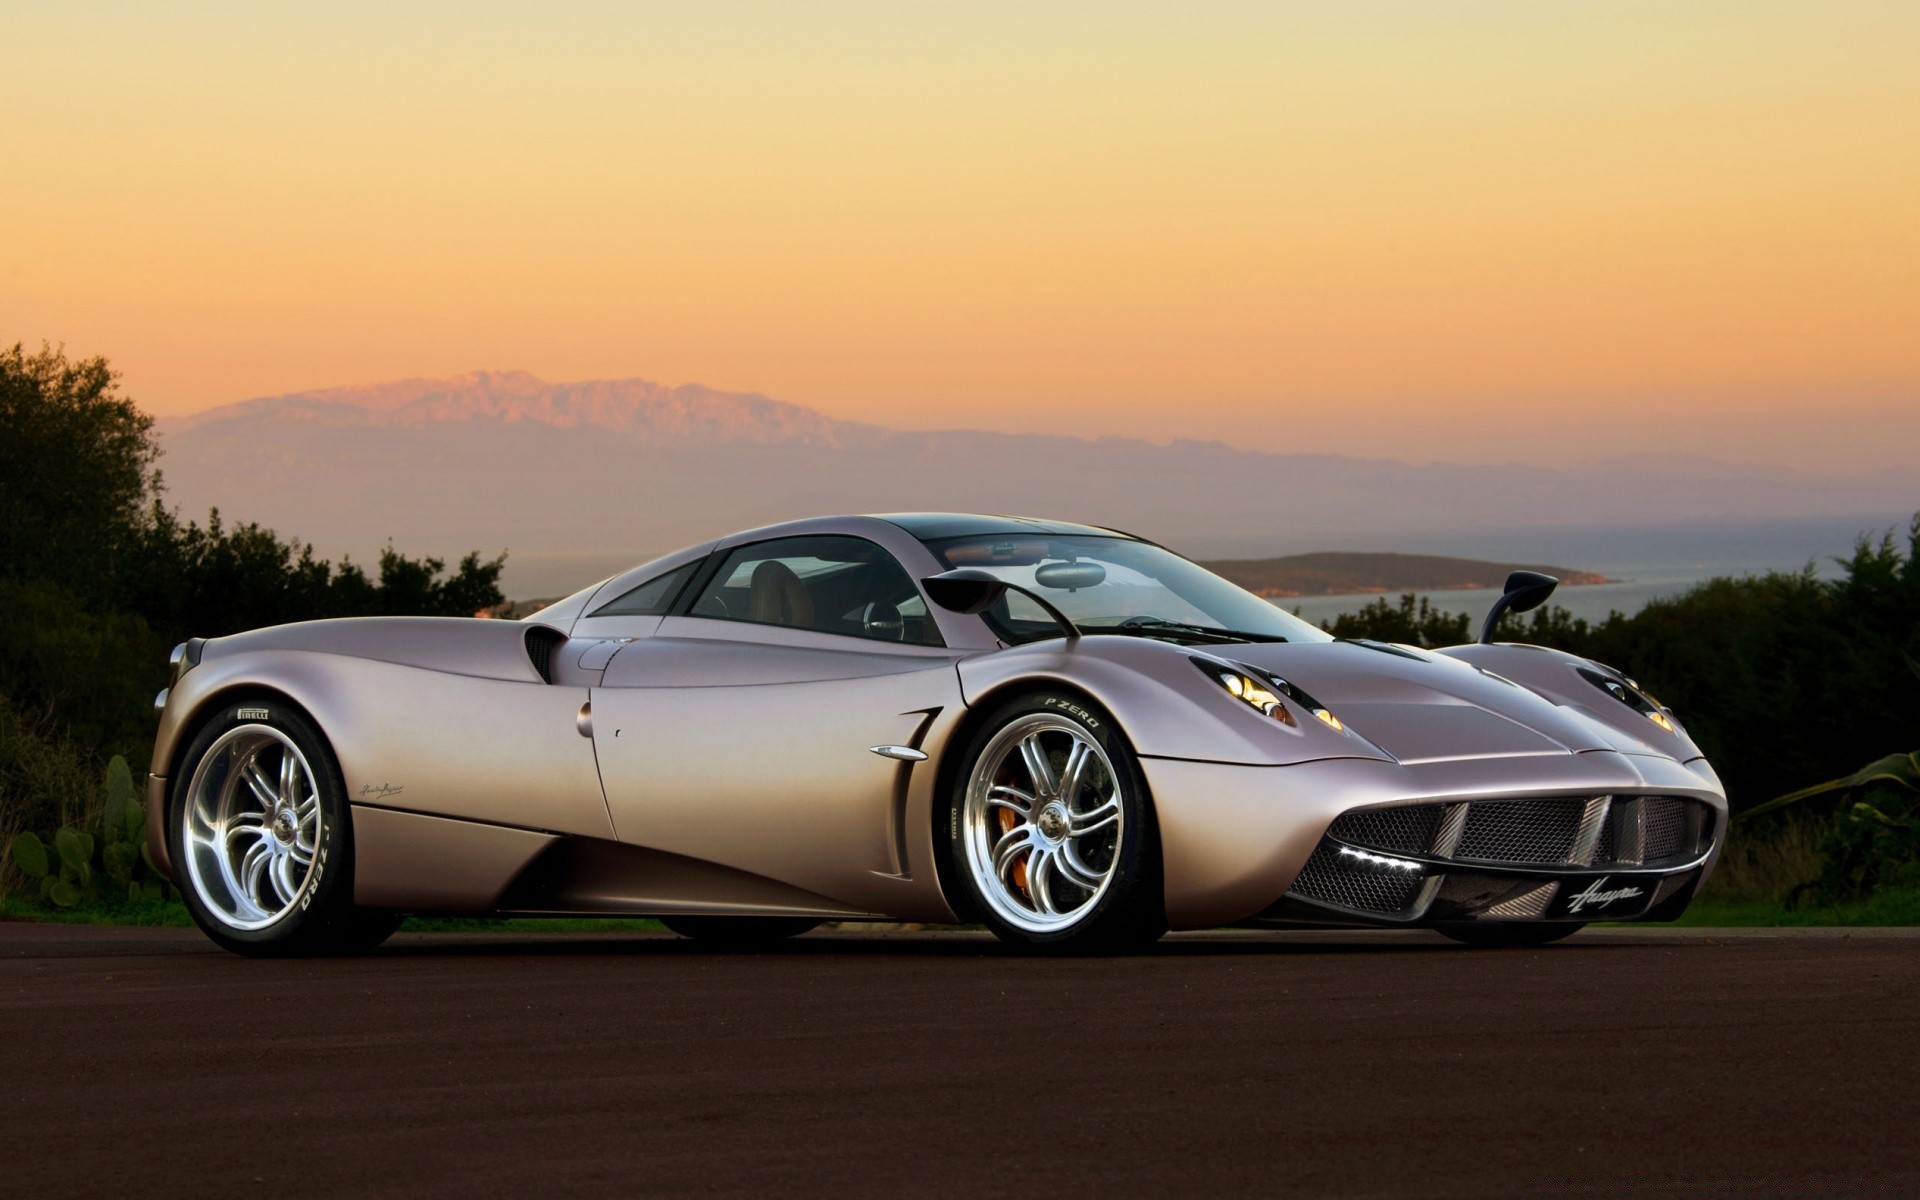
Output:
[
  {"xmin": 1056, "ymin": 741, "xmax": 1093, "ymax": 805},
  {"xmin": 986, "ymin": 785, "xmax": 1035, "ymax": 816},
  {"xmin": 270, "ymin": 854, "xmax": 299, "ymax": 906},
  {"xmin": 278, "ymin": 748, "xmax": 300, "ymax": 806},
  {"xmin": 241, "ymin": 761, "xmax": 278, "ymax": 810},
  {"xmin": 1018, "ymin": 734, "xmax": 1058, "ymax": 797},
  {"xmin": 992, "ymin": 825, "xmax": 1033, "ymax": 880},
  {"xmin": 1070, "ymin": 798, "xmax": 1120, "ymax": 837},
  {"xmin": 1027, "ymin": 849, "xmax": 1059, "ymax": 914},
  {"xmin": 225, "ymin": 822, "xmax": 269, "ymax": 852},
  {"xmin": 240, "ymin": 842, "xmax": 272, "ymax": 905},
  {"xmin": 1056, "ymin": 843, "xmax": 1106, "ymax": 890}
]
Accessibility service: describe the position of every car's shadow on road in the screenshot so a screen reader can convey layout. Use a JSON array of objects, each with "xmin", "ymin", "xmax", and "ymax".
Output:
[{"xmin": 364, "ymin": 928, "xmax": 1650, "ymax": 960}]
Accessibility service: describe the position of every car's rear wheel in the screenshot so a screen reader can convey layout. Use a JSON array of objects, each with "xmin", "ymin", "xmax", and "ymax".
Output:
[
  {"xmin": 661, "ymin": 917, "xmax": 819, "ymax": 947},
  {"xmin": 169, "ymin": 699, "xmax": 394, "ymax": 957},
  {"xmin": 946, "ymin": 692, "xmax": 1165, "ymax": 953},
  {"xmin": 1435, "ymin": 921, "xmax": 1586, "ymax": 948}
]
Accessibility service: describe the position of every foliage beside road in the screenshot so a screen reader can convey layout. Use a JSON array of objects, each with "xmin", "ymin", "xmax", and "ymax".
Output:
[{"xmin": 1, "ymin": 342, "xmax": 506, "ymax": 902}]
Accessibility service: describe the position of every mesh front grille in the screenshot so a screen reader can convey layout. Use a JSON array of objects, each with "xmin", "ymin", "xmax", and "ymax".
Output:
[
  {"xmin": 1642, "ymin": 798, "xmax": 1691, "ymax": 863},
  {"xmin": 1290, "ymin": 795, "xmax": 1714, "ymax": 919},
  {"xmin": 1328, "ymin": 805, "xmax": 1443, "ymax": 854},
  {"xmin": 1454, "ymin": 798, "xmax": 1588, "ymax": 863},
  {"xmin": 1287, "ymin": 844, "xmax": 1424, "ymax": 915}
]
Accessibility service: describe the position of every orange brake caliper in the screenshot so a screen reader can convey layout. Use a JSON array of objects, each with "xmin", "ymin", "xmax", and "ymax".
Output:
[{"xmin": 999, "ymin": 807, "xmax": 1030, "ymax": 895}]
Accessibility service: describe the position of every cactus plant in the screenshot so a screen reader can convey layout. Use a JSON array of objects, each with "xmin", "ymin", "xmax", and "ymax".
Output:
[
  {"xmin": 5, "ymin": 755, "xmax": 179, "ymax": 913},
  {"xmin": 103, "ymin": 755, "xmax": 135, "ymax": 844},
  {"xmin": 10, "ymin": 832, "xmax": 50, "ymax": 880},
  {"xmin": 54, "ymin": 827, "xmax": 93, "ymax": 887},
  {"xmin": 103, "ymin": 840, "xmax": 139, "ymax": 889}
]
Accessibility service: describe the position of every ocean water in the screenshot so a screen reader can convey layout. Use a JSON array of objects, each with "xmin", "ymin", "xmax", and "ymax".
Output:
[
  {"xmin": 1280, "ymin": 565, "xmax": 1827, "ymax": 627},
  {"xmin": 1273, "ymin": 515, "xmax": 1889, "ymax": 627}
]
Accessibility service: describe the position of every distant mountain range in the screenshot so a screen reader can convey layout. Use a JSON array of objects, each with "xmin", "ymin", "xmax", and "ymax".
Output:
[
  {"xmin": 154, "ymin": 371, "xmax": 1919, "ymax": 595},
  {"xmin": 1197, "ymin": 552, "xmax": 1608, "ymax": 597}
]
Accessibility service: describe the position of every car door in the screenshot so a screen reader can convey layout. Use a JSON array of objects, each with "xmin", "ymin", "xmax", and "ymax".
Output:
[{"xmin": 588, "ymin": 533, "xmax": 968, "ymax": 911}]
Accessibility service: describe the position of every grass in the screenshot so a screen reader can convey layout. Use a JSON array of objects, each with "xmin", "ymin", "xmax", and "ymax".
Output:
[
  {"xmin": 0, "ymin": 892, "xmax": 194, "ymax": 927},
  {"xmin": 1670, "ymin": 886, "xmax": 1920, "ymax": 928},
  {"xmin": 1697, "ymin": 817, "xmax": 1825, "ymax": 905}
]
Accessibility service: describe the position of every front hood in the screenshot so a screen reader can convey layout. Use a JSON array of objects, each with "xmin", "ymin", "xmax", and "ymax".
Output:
[{"xmin": 1226, "ymin": 640, "xmax": 1640, "ymax": 765}]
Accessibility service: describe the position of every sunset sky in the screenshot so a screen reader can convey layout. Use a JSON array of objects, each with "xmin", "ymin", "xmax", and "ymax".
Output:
[{"xmin": 3, "ymin": 2, "xmax": 1916, "ymax": 471}]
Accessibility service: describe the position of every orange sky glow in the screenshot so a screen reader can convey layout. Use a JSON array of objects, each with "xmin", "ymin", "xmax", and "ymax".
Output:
[{"xmin": 2, "ymin": 2, "xmax": 1916, "ymax": 470}]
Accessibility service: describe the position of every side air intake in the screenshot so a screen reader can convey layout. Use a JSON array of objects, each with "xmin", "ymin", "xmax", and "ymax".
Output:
[{"xmin": 524, "ymin": 626, "xmax": 567, "ymax": 683}]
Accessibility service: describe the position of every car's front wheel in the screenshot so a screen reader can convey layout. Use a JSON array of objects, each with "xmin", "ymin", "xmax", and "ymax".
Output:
[
  {"xmin": 169, "ymin": 699, "xmax": 397, "ymax": 956},
  {"xmin": 946, "ymin": 692, "xmax": 1165, "ymax": 953}
]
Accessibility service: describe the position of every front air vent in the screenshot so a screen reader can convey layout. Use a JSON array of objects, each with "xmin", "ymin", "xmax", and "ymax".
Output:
[
  {"xmin": 524, "ymin": 626, "xmax": 567, "ymax": 683},
  {"xmin": 1453, "ymin": 798, "xmax": 1589, "ymax": 864}
]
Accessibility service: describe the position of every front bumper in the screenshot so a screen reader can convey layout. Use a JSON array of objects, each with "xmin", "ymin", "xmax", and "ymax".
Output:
[{"xmin": 1141, "ymin": 751, "xmax": 1725, "ymax": 930}]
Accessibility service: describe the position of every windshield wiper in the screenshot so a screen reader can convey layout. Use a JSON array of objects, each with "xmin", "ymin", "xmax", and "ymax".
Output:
[{"xmin": 1094, "ymin": 617, "xmax": 1289, "ymax": 644}]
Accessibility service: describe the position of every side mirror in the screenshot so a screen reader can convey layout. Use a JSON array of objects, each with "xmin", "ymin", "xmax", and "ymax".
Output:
[
  {"xmin": 922, "ymin": 569, "xmax": 1081, "ymax": 640},
  {"xmin": 920, "ymin": 568, "xmax": 1007, "ymax": 615},
  {"xmin": 1479, "ymin": 570, "xmax": 1559, "ymax": 644}
]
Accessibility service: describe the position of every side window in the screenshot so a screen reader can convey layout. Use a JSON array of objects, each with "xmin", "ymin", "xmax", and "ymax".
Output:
[
  {"xmin": 590, "ymin": 561, "xmax": 699, "ymax": 617},
  {"xmin": 686, "ymin": 536, "xmax": 942, "ymax": 646}
]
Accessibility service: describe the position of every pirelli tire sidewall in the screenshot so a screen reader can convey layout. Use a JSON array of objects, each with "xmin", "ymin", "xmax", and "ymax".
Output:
[{"xmin": 168, "ymin": 698, "xmax": 361, "ymax": 956}]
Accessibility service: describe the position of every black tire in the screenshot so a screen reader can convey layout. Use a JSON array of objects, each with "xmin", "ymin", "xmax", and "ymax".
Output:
[
  {"xmin": 1435, "ymin": 921, "xmax": 1586, "ymax": 948},
  {"xmin": 168, "ymin": 697, "xmax": 391, "ymax": 957},
  {"xmin": 943, "ymin": 690, "xmax": 1166, "ymax": 953},
  {"xmin": 661, "ymin": 917, "xmax": 820, "ymax": 947}
]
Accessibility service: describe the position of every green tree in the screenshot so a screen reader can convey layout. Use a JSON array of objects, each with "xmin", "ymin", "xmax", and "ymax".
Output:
[
  {"xmin": 0, "ymin": 342, "xmax": 507, "ymax": 763},
  {"xmin": 0, "ymin": 343, "xmax": 159, "ymax": 603}
]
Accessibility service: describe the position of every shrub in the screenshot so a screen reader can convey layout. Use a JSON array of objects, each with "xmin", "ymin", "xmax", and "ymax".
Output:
[{"xmin": 4, "ymin": 752, "xmax": 173, "ymax": 907}]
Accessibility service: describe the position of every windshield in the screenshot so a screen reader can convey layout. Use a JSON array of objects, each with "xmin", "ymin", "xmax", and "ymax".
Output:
[{"xmin": 925, "ymin": 534, "xmax": 1332, "ymax": 645}]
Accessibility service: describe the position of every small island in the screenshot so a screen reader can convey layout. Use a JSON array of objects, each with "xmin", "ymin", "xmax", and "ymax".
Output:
[{"xmin": 1196, "ymin": 552, "xmax": 1609, "ymax": 598}]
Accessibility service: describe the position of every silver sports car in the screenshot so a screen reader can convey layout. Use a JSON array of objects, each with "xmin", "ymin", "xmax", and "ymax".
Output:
[{"xmin": 149, "ymin": 514, "xmax": 1725, "ymax": 955}]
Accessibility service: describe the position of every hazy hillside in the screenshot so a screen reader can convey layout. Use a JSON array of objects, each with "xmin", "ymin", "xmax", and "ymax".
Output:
[
  {"xmin": 155, "ymin": 371, "xmax": 1920, "ymax": 594},
  {"xmin": 1197, "ymin": 552, "xmax": 1608, "ymax": 597}
]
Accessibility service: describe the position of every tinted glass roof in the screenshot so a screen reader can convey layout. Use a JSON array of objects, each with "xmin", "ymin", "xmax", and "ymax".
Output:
[{"xmin": 873, "ymin": 513, "xmax": 1134, "ymax": 541}]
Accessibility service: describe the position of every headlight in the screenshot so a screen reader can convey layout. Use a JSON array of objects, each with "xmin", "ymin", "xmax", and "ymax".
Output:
[
  {"xmin": 1577, "ymin": 666, "xmax": 1676, "ymax": 733},
  {"xmin": 1193, "ymin": 657, "xmax": 1344, "ymax": 731}
]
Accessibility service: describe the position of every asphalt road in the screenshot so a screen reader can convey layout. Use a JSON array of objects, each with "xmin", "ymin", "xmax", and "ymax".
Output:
[{"xmin": 4, "ymin": 924, "xmax": 1916, "ymax": 1198}]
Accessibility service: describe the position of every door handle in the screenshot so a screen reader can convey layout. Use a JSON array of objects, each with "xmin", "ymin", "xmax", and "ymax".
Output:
[{"xmin": 577, "ymin": 701, "xmax": 593, "ymax": 738}]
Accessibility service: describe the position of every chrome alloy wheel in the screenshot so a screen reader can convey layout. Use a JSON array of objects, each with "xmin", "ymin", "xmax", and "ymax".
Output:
[
  {"xmin": 181, "ymin": 725, "xmax": 324, "ymax": 931},
  {"xmin": 963, "ymin": 714, "xmax": 1125, "ymax": 934}
]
